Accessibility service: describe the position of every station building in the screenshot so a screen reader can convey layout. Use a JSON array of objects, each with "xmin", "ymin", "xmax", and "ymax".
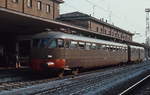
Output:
[
  {"xmin": 57, "ymin": 12, "xmax": 134, "ymax": 42},
  {"xmin": 0, "ymin": 0, "xmax": 63, "ymax": 19}
]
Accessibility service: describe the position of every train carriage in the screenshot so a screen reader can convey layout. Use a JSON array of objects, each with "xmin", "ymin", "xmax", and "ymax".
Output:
[
  {"xmin": 129, "ymin": 45, "xmax": 145, "ymax": 62},
  {"xmin": 30, "ymin": 31, "xmax": 129, "ymax": 72}
]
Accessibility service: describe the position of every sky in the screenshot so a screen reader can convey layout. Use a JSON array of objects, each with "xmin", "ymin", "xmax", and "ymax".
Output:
[{"xmin": 60, "ymin": 0, "xmax": 150, "ymax": 43}]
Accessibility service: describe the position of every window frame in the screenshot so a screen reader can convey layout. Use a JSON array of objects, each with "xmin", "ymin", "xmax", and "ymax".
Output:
[
  {"xmin": 70, "ymin": 40, "xmax": 78, "ymax": 48},
  {"xmin": 85, "ymin": 42, "xmax": 91, "ymax": 50},
  {"xmin": 48, "ymin": 39, "xmax": 57, "ymax": 49},
  {"xmin": 96, "ymin": 27, "xmax": 99, "ymax": 32},
  {"xmin": 37, "ymin": 1, "xmax": 42, "ymax": 11},
  {"xmin": 65, "ymin": 39, "xmax": 70, "ymax": 48},
  {"xmin": 46, "ymin": 4, "xmax": 51, "ymax": 13},
  {"xmin": 57, "ymin": 39, "xmax": 64, "ymax": 48},
  {"xmin": 91, "ymin": 43, "xmax": 97, "ymax": 50},
  {"xmin": 78, "ymin": 41, "xmax": 85, "ymax": 49},
  {"xmin": 27, "ymin": 0, "xmax": 32, "ymax": 8},
  {"xmin": 12, "ymin": 0, "xmax": 18, "ymax": 3}
]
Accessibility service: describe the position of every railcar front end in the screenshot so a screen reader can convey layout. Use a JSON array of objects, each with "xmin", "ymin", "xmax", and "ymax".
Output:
[
  {"xmin": 30, "ymin": 32, "xmax": 129, "ymax": 72},
  {"xmin": 30, "ymin": 38, "xmax": 68, "ymax": 72}
]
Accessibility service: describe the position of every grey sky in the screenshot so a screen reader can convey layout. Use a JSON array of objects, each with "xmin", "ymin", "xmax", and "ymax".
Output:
[{"xmin": 60, "ymin": 0, "xmax": 150, "ymax": 43}]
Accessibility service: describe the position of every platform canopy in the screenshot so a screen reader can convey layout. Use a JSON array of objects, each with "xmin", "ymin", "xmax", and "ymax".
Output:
[
  {"xmin": 0, "ymin": 7, "xmax": 113, "ymax": 36},
  {"xmin": 1, "ymin": 7, "xmax": 103, "ymax": 35},
  {"xmin": 0, "ymin": 8, "xmax": 68, "ymax": 34}
]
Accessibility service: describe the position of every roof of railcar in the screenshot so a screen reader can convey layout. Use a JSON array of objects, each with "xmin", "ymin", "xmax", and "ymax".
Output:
[
  {"xmin": 130, "ymin": 45, "xmax": 144, "ymax": 49},
  {"xmin": 33, "ymin": 31, "xmax": 128, "ymax": 47}
]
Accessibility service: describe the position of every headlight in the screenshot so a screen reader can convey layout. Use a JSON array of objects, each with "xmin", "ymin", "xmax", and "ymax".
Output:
[
  {"xmin": 47, "ymin": 62, "xmax": 54, "ymax": 65},
  {"xmin": 48, "ymin": 55, "xmax": 52, "ymax": 58}
]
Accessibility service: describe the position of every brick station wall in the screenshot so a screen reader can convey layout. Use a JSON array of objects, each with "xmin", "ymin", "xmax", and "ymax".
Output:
[
  {"xmin": 0, "ymin": 0, "xmax": 61, "ymax": 20},
  {"xmin": 0, "ymin": 0, "xmax": 6, "ymax": 7}
]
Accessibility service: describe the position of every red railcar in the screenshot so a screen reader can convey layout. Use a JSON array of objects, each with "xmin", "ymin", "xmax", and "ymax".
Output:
[{"xmin": 30, "ymin": 31, "xmax": 145, "ymax": 72}]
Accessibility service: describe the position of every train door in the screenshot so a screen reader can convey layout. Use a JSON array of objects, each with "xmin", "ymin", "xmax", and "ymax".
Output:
[
  {"xmin": 17, "ymin": 40, "xmax": 31, "ymax": 67},
  {"xmin": 139, "ymin": 49, "xmax": 141, "ymax": 60},
  {"xmin": 128, "ymin": 45, "xmax": 131, "ymax": 62}
]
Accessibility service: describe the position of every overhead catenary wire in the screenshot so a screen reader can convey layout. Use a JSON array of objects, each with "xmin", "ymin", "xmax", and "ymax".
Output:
[
  {"xmin": 84, "ymin": 0, "xmax": 138, "ymax": 34},
  {"xmin": 61, "ymin": 2, "xmax": 92, "ymax": 15},
  {"xmin": 61, "ymin": 0, "xmax": 135, "ymax": 34},
  {"xmin": 85, "ymin": 0, "xmax": 109, "ymax": 12},
  {"xmin": 84, "ymin": 0, "xmax": 128, "ymax": 21}
]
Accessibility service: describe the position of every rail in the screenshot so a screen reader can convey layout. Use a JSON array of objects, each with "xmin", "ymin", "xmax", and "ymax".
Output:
[{"xmin": 119, "ymin": 74, "xmax": 150, "ymax": 95}]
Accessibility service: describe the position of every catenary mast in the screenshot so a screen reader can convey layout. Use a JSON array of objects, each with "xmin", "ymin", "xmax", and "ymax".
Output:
[{"xmin": 145, "ymin": 8, "xmax": 150, "ymax": 46}]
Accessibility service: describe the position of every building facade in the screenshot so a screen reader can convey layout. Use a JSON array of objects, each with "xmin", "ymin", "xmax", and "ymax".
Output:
[
  {"xmin": 58, "ymin": 12, "xmax": 134, "ymax": 42},
  {"xmin": 0, "ymin": 0, "xmax": 63, "ymax": 19}
]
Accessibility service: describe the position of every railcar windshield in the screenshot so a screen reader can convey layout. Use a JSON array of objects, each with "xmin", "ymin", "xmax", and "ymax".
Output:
[
  {"xmin": 40, "ymin": 39, "xmax": 49, "ymax": 48},
  {"xmin": 32, "ymin": 38, "xmax": 49, "ymax": 48},
  {"xmin": 32, "ymin": 38, "xmax": 63, "ymax": 48},
  {"xmin": 48, "ymin": 39, "xmax": 57, "ymax": 48}
]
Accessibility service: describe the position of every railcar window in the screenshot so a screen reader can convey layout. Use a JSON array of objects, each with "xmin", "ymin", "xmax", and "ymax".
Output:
[
  {"xmin": 57, "ymin": 39, "xmax": 64, "ymax": 48},
  {"xmin": 125, "ymin": 48, "xmax": 127, "ymax": 52},
  {"xmin": 91, "ymin": 44, "xmax": 97, "ymax": 50},
  {"xmin": 79, "ymin": 42, "xmax": 85, "ymax": 49},
  {"xmin": 112, "ymin": 46, "xmax": 116, "ymax": 52},
  {"xmin": 121, "ymin": 47, "xmax": 124, "ymax": 52},
  {"xmin": 120, "ymin": 47, "xmax": 123, "ymax": 52},
  {"xmin": 106, "ymin": 45, "xmax": 110, "ymax": 50},
  {"xmin": 32, "ymin": 39, "xmax": 40, "ymax": 48},
  {"xmin": 48, "ymin": 39, "xmax": 57, "ymax": 48},
  {"xmin": 109, "ymin": 46, "xmax": 114, "ymax": 52},
  {"xmin": 124, "ymin": 47, "xmax": 127, "ymax": 52},
  {"xmin": 85, "ymin": 43, "xmax": 91, "ymax": 50},
  {"xmin": 119, "ymin": 47, "xmax": 122, "ymax": 51},
  {"xmin": 40, "ymin": 39, "xmax": 49, "ymax": 48},
  {"xmin": 70, "ymin": 41, "xmax": 78, "ymax": 48},
  {"xmin": 116, "ymin": 47, "xmax": 119, "ymax": 51},
  {"xmin": 118, "ymin": 47, "xmax": 121, "ymax": 51},
  {"xmin": 132, "ymin": 48, "xmax": 136, "ymax": 53},
  {"xmin": 102, "ymin": 45, "xmax": 106, "ymax": 50}
]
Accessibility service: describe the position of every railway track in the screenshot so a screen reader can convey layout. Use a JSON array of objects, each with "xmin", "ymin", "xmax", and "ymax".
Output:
[
  {"xmin": 0, "ymin": 68, "xmax": 37, "ymax": 83},
  {"xmin": 0, "ymin": 61, "xmax": 149, "ymax": 95},
  {"xmin": 0, "ymin": 65, "xmax": 119, "ymax": 92},
  {"xmin": 33, "ymin": 62, "xmax": 150, "ymax": 95},
  {"xmin": 119, "ymin": 74, "xmax": 150, "ymax": 95},
  {"xmin": 0, "ymin": 63, "xmax": 129, "ymax": 90}
]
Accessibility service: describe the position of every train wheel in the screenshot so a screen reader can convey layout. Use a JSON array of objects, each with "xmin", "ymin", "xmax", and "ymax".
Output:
[
  {"xmin": 58, "ymin": 70, "xmax": 64, "ymax": 78},
  {"xmin": 72, "ymin": 68, "xmax": 79, "ymax": 75}
]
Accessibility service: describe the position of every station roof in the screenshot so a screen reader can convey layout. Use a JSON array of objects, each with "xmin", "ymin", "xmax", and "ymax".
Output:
[
  {"xmin": 59, "ymin": 12, "xmax": 134, "ymax": 35},
  {"xmin": 53, "ymin": 0, "xmax": 64, "ymax": 3}
]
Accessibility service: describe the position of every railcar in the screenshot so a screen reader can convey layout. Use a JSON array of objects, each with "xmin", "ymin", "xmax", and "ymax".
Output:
[
  {"xmin": 129, "ymin": 45, "xmax": 145, "ymax": 62},
  {"xmin": 30, "ymin": 31, "xmax": 129, "ymax": 72}
]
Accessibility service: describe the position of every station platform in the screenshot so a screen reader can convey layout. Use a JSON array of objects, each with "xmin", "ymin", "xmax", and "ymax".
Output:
[{"xmin": 0, "ymin": 66, "xmax": 30, "ymax": 71}]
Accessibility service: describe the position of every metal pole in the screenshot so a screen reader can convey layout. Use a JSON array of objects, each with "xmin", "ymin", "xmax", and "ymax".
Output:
[{"xmin": 145, "ymin": 8, "xmax": 150, "ymax": 46}]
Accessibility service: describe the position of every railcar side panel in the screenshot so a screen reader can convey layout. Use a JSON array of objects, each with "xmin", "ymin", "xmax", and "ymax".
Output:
[{"xmin": 30, "ymin": 32, "xmax": 144, "ymax": 72}]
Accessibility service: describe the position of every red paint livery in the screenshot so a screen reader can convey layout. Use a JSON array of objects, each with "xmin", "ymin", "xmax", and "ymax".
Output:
[{"xmin": 31, "ymin": 59, "xmax": 67, "ymax": 71}]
